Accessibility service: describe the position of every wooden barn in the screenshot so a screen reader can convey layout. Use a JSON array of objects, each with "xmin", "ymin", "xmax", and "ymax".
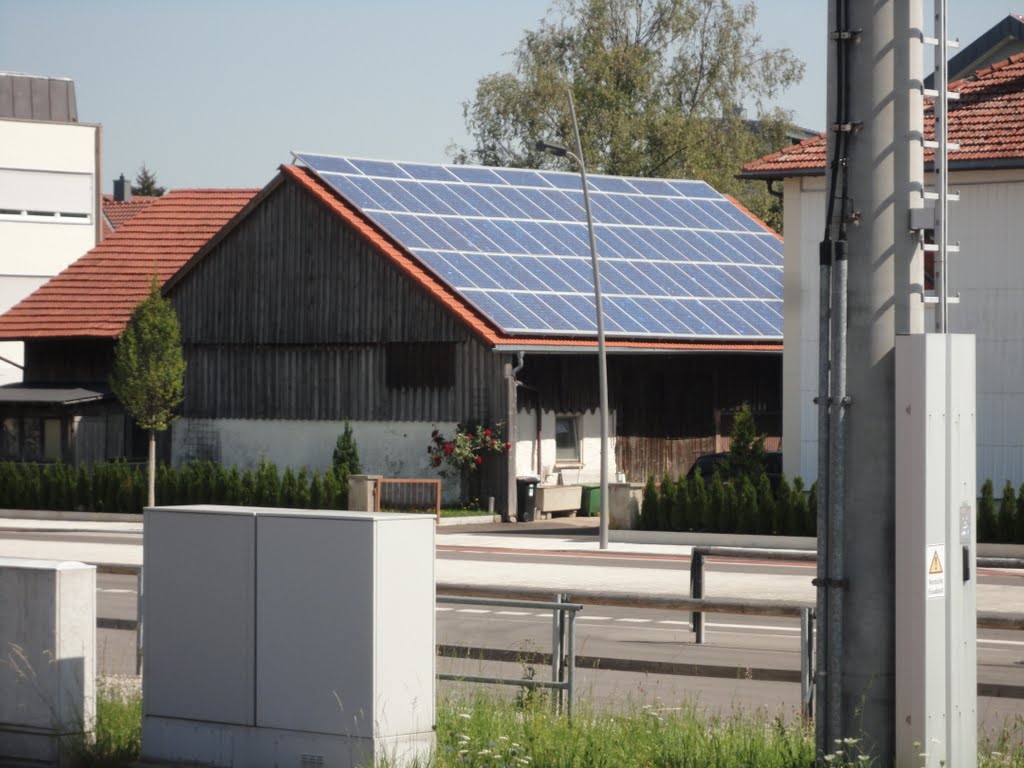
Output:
[{"xmin": 163, "ymin": 158, "xmax": 783, "ymax": 514}]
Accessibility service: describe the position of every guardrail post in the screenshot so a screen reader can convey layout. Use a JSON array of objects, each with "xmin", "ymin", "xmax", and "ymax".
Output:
[
  {"xmin": 136, "ymin": 566, "xmax": 144, "ymax": 675},
  {"xmin": 690, "ymin": 551, "xmax": 705, "ymax": 644},
  {"xmin": 552, "ymin": 593, "xmax": 565, "ymax": 711},
  {"xmin": 801, "ymin": 607, "xmax": 813, "ymax": 719},
  {"xmin": 566, "ymin": 599, "xmax": 576, "ymax": 719}
]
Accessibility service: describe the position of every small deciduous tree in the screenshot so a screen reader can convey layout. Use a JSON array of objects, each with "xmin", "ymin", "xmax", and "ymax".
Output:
[{"xmin": 110, "ymin": 278, "xmax": 186, "ymax": 508}]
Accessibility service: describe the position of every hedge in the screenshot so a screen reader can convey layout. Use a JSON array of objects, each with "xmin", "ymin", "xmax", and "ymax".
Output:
[
  {"xmin": 0, "ymin": 459, "xmax": 350, "ymax": 515},
  {"xmin": 639, "ymin": 471, "xmax": 815, "ymax": 536},
  {"xmin": 639, "ymin": 472, "xmax": 1024, "ymax": 543}
]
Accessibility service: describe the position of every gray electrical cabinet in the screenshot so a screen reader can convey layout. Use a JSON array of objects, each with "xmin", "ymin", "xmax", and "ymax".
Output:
[
  {"xmin": 142, "ymin": 505, "xmax": 435, "ymax": 768},
  {"xmin": 895, "ymin": 334, "xmax": 977, "ymax": 768}
]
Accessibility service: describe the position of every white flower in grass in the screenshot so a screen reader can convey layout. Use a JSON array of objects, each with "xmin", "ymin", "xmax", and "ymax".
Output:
[{"xmin": 459, "ymin": 712, "xmax": 472, "ymax": 719}]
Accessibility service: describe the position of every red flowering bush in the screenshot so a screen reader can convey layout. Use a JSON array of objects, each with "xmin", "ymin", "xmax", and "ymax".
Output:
[{"xmin": 428, "ymin": 423, "xmax": 510, "ymax": 477}]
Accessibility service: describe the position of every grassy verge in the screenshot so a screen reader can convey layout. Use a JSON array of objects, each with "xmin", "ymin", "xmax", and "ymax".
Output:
[
  {"xmin": 74, "ymin": 680, "xmax": 141, "ymax": 767},
  {"xmin": 78, "ymin": 684, "xmax": 1024, "ymax": 767}
]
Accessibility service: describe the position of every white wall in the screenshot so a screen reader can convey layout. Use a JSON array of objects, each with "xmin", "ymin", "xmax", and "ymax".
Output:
[
  {"xmin": 784, "ymin": 168, "xmax": 1024, "ymax": 489},
  {"xmin": 781, "ymin": 176, "xmax": 826, "ymax": 483},
  {"xmin": 0, "ymin": 119, "xmax": 99, "ymax": 386},
  {"xmin": 513, "ymin": 407, "xmax": 617, "ymax": 484},
  {"xmin": 172, "ymin": 418, "xmax": 463, "ymax": 501}
]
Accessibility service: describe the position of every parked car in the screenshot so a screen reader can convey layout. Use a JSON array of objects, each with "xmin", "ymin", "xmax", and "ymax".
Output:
[{"xmin": 686, "ymin": 451, "xmax": 783, "ymax": 489}]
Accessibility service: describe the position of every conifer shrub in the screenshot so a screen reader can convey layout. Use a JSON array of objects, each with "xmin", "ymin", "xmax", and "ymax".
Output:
[
  {"xmin": 239, "ymin": 468, "xmax": 256, "ymax": 506},
  {"xmin": 978, "ymin": 479, "xmax": 996, "ymax": 542},
  {"xmin": 708, "ymin": 474, "xmax": 725, "ymax": 532},
  {"xmin": 737, "ymin": 477, "xmax": 758, "ymax": 534},
  {"xmin": 774, "ymin": 474, "xmax": 792, "ymax": 536},
  {"xmin": 280, "ymin": 466, "xmax": 299, "ymax": 508},
  {"xmin": 756, "ymin": 472, "xmax": 775, "ymax": 534},
  {"xmin": 691, "ymin": 471, "xmax": 711, "ymax": 531},
  {"xmin": 999, "ymin": 480, "xmax": 1017, "ymax": 544},
  {"xmin": 789, "ymin": 477, "xmax": 806, "ymax": 536},
  {"xmin": 309, "ymin": 470, "xmax": 325, "ymax": 509},
  {"xmin": 254, "ymin": 459, "xmax": 281, "ymax": 507},
  {"xmin": 1016, "ymin": 482, "xmax": 1024, "ymax": 545},
  {"xmin": 321, "ymin": 466, "xmax": 342, "ymax": 509},
  {"xmin": 806, "ymin": 481, "xmax": 818, "ymax": 537},
  {"xmin": 658, "ymin": 472, "xmax": 676, "ymax": 531},
  {"xmin": 641, "ymin": 475, "xmax": 658, "ymax": 530},
  {"xmin": 673, "ymin": 476, "xmax": 691, "ymax": 532},
  {"xmin": 295, "ymin": 467, "xmax": 312, "ymax": 509}
]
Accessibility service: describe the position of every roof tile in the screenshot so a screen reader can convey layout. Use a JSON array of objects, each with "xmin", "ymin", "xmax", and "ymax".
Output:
[
  {"xmin": 742, "ymin": 51, "xmax": 1024, "ymax": 177},
  {"xmin": 0, "ymin": 189, "xmax": 257, "ymax": 339}
]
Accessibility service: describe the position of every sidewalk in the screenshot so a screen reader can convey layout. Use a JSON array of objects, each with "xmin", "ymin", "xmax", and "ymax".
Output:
[{"xmin": 1, "ymin": 512, "xmax": 1023, "ymax": 612}]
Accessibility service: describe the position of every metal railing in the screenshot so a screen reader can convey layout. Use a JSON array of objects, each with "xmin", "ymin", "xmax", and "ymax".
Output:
[
  {"xmin": 374, "ymin": 478, "xmax": 442, "ymax": 521},
  {"xmin": 436, "ymin": 593, "xmax": 582, "ymax": 717}
]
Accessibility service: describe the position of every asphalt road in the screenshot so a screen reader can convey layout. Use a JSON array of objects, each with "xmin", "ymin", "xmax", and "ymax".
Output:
[{"xmin": 67, "ymin": 529, "xmax": 1024, "ymax": 733}]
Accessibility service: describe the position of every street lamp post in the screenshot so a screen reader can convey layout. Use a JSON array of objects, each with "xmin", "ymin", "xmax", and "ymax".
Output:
[{"xmin": 537, "ymin": 90, "xmax": 611, "ymax": 550}]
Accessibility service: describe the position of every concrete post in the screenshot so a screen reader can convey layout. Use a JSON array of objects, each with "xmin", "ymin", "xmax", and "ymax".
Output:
[
  {"xmin": 0, "ymin": 558, "xmax": 96, "ymax": 766},
  {"xmin": 347, "ymin": 474, "xmax": 381, "ymax": 511},
  {"xmin": 827, "ymin": 0, "xmax": 924, "ymax": 760}
]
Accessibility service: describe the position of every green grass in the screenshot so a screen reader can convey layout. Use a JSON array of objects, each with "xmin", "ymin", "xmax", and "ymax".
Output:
[
  {"xmin": 73, "ymin": 682, "xmax": 141, "ymax": 767},
  {"xmin": 77, "ymin": 683, "xmax": 1024, "ymax": 767}
]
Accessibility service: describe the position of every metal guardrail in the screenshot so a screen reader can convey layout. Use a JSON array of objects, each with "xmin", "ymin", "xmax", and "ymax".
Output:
[
  {"xmin": 437, "ymin": 593, "xmax": 582, "ymax": 717},
  {"xmin": 95, "ymin": 553, "xmax": 1024, "ymax": 713}
]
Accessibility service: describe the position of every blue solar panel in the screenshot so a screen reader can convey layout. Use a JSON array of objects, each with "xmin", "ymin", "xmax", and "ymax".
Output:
[{"xmin": 293, "ymin": 152, "xmax": 783, "ymax": 340}]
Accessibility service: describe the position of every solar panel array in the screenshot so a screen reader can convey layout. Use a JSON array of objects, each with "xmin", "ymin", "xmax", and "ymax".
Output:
[{"xmin": 294, "ymin": 152, "xmax": 783, "ymax": 341}]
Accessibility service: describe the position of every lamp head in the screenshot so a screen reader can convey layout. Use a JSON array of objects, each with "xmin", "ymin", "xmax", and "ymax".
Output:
[{"xmin": 535, "ymin": 140, "xmax": 568, "ymax": 157}]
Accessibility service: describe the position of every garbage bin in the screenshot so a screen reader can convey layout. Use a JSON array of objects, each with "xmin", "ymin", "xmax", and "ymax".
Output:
[
  {"xmin": 581, "ymin": 484, "xmax": 601, "ymax": 517},
  {"xmin": 516, "ymin": 476, "xmax": 540, "ymax": 522}
]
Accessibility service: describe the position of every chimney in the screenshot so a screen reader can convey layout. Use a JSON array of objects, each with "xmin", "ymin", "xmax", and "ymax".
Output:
[{"xmin": 113, "ymin": 173, "xmax": 132, "ymax": 202}]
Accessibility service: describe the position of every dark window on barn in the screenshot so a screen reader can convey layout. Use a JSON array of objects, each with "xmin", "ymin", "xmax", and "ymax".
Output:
[
  {"xmin": 555, "ymin": 415, "xmax": 580, "ymax": 463},
  {"xmin": 386, "ymin": 343, "xmax": 456, "ymax": 389}
]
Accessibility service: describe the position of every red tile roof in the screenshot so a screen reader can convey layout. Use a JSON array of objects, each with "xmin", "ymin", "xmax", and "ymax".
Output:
[
  {"xmin": 0, "ymin": 189, "xmax": 257, "ymax": 339},
  {"xmin": 102, "ymin": 195, "xmax": 157, "ymax": 232},
  {"xmin": 280, "ymin": 166, "xmax": 780, "ymax": 353},
  {"xmin": 741, "ymin": 51, "xmax": 1024, "ymax": 178}
]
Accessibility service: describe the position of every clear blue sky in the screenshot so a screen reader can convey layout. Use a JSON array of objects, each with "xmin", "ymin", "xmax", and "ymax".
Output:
[{"xmin": 0, "ymin": 1, "xmax": 1016, "ymax": 190}]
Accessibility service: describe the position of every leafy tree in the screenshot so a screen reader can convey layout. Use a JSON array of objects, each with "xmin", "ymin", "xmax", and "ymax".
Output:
[
  {"xmin": 454, "ymin": 0, "xmax": 804, "ymax": 230},
  {"xmin": 132, "ymin": 164, "xmax": 165, "ymax": 197},
  {"xmin": 110, "ymin": 278, "xmax": 186, "ymax": 507}
]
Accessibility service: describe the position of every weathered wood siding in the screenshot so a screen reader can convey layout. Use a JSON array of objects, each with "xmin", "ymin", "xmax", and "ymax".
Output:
[
  {"xmin": 24, "ymin": 340, "xmax": 114, "ymax": 385},
  {"xmin": 169, "ymin": 176, "xmax": 507, "ymax": 424},
  {"xmin": 517, "ymin": 351, "xmax": 781, "ymax": 481}
]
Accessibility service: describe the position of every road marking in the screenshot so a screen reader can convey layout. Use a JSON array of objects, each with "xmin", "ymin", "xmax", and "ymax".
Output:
[
  {"xmin": 436, "ymin": 607, "xmax": 454, "ymax": 612},
  {"xmin": 576, "ymin": 616, "xmax": 612, "ymax": 621},
  {"xmin": 707, "ymin": 622, "xmax": 801, "ymax": 633},
  {"xmin": 98, "ymin": 589, "xmax": 136, "ymax": 595},
  {"xmin": 495, "ymin": 611, "xmax": 532, "ymax": 616},
  {"xmin": 658, "ymin": 620, "xmax": 691, "ymax": 626},
  {"xmin": 456, "ymin": 608, "xmax": 490, "ymax": 614},
  {"xmin": 617, "ymin": 618, "xmax": 652, "ymax": 624}
]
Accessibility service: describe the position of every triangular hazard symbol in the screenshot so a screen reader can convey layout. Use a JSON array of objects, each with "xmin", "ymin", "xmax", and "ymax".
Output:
[{"xmin": 929, "ymin": 551, "xmax": 943, "ymax": 574}]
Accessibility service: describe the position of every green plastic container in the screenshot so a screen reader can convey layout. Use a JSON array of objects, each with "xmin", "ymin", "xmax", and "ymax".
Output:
[{"xmin": 581, "ymin": 484, "xmax": 601, "ymax": 517}]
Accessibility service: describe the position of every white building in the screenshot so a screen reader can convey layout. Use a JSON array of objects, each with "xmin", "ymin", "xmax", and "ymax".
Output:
[
  {"xmin": 0, "ymin": 73, "xmax": 101, "ymax": 385},
  {"xmin": 740, "ymin": 42, "xmax": 1024, "ymax": 489}
]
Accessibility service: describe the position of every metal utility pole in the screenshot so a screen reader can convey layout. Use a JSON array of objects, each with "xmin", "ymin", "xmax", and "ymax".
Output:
[{"xmin": 820, "ymin": 0, "xmax": 924, "ymax": 761}]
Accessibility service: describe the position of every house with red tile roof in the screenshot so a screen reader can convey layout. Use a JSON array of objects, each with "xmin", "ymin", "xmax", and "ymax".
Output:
[
  {"xmin": 101, "ymin": 175, "xmax": 157, "ymax": 236},
  {"xmin": 0, "ymin": 188, "xmax": 256, "ymax": 463},
  {"xmin": 740, "ymin": 40, "xmax": 1024, "ymax": 489},
  {"xmin": 160, "ymin": 160, "xmax": 783, "ymax": 512}
]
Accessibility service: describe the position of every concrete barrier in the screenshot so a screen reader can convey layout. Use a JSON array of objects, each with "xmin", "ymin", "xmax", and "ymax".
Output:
[{"xmin": 0, "ymin": 557, "xmax": 95, "ymax": 766}]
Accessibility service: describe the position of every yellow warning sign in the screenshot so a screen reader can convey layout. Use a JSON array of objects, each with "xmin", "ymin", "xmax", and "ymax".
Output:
[{"xmin": 926, "ymin": 544, "xmax": 945, "ymax": 599}]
